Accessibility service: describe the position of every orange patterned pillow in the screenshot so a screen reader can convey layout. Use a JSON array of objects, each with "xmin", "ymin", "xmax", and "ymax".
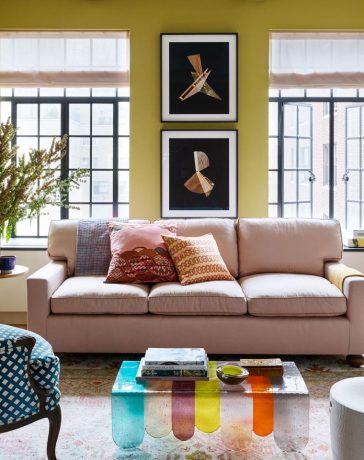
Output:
[{"xmin": 162, "ymin": 233, "xmax": 234, "ymax": 285}]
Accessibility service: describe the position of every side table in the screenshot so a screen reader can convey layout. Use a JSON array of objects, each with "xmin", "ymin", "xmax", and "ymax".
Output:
[
  {"xmin": 330, "ymin": 377, "xmax": 364, "ymax": 460},
  {"xmin": 0, "ymin": 265, "xmax": 29, "ymax": 279}
]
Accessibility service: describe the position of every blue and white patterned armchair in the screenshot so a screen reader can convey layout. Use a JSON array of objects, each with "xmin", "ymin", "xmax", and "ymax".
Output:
[{"xmin": 0, "ymin": 324, "xmax": 61, "ymax": 460}]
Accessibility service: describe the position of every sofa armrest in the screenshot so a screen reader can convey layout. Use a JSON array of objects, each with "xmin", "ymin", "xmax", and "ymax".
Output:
[
  {"xmin": 325, "ymin": 261, "xmax": 364, "ymax": 354},
  {"xmin": 27, "ymin": 261, "xmax": 67, "ymax": 338},
  {"xmin": 325, "ymin": 261, "xmax": 364, "ymax": 291}
]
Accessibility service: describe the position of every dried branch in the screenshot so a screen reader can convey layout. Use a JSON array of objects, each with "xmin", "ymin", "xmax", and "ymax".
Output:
[{"xmin": 0, "ymin": 120, "xmax": 89, "ymax": 240}]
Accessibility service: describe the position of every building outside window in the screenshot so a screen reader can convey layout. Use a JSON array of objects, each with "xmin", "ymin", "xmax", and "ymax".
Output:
[
  {"xmin": 0, "ymin": 31, "xmax": 130, "ymax": 241},
  {"xmin": 323, "ymin": 143, "xmax": 337, "ymax": 188}
]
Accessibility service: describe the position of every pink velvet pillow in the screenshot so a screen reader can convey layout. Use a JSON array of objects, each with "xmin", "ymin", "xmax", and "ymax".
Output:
[{"xmin": 105, "ymin": 224, "xmax": 178, "ymax": 283}]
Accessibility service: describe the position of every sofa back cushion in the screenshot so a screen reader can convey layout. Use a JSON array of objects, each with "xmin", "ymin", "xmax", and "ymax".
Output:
[
  {"xmin": 48, "ymin": 219, "xmax": 149, "ymax": 276},
  {"xmin": 238, "ymin": 218, "xmax": 342, "ymax": 277},
  {"xmin": 155, "ymin": 218, "xmax": 239, "ymax": 277}
]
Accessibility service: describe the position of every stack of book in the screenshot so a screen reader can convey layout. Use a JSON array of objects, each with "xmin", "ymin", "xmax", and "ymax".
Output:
[
  {"xmin": 344, "ymin": 229, "xmax": 364, "ymax": 248},
  {"xmin": 136, "ymin": 348, "xmax": 209, "ymax": 382},
  {"xmin": 239, "ymin": 358, "xmax": 284, "ymax": 377}
]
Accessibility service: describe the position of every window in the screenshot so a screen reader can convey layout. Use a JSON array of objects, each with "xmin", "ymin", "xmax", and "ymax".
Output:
[
  {"xmin": 0, "ymin": 32, "xmax": 129, "ymax": 239},
  {"xmin": 269, "ymin": 33, "xmax": 364, "ymax": 231},
  {"xmin": 269, "ymin": 90, "xmax": 364, "ymax": 231}
]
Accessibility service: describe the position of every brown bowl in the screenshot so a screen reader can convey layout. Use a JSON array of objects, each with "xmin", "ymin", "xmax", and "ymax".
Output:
[{"xmin": 216, "ymin": 364, "xmax": 249, "ymax": 385}]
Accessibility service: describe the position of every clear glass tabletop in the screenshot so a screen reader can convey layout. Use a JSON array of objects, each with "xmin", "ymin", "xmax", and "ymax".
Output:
[{"xmin": 112, "ymin": 361, "xmax": 308, "ymax": 395}]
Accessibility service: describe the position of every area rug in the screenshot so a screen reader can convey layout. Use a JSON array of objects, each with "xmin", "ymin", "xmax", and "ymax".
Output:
[{"xmin": 0, "ymin": 355, "xmax": 363, "ymax": 459}]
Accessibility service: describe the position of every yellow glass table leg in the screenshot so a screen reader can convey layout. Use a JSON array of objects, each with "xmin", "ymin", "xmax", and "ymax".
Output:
[{"xmin": 195, "ymin": 361, "xmax": 220, "ymax": 433}]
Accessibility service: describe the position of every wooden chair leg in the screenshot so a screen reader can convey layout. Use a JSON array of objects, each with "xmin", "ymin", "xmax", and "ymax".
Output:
[
  {"xmin": 47, "ymin": 405, "xmax": 61, "ymax": 460},
  {"xmin": 346, "ymin": 354, "xmax": 364, "ymax": 367}
]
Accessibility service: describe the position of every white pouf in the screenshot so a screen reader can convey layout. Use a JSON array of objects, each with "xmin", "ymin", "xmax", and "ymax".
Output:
[{"xmin": 330, "ymin": 377, "xmax": 364, "ymax": 460}]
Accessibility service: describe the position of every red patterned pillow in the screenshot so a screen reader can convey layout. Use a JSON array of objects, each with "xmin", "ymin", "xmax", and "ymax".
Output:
[{"xmin": 105, "ymin": 224, "xmax": 178, "ymax": 283}]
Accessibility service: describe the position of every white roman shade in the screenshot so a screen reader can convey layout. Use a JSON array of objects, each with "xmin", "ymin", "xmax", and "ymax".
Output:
[
  {"xmin": 270, "ymin": 32, "xmax": 364, "ymax": 88},
  {"xmin": 0, "ymin": 31, "xmax": 129, "ymax": 87}
]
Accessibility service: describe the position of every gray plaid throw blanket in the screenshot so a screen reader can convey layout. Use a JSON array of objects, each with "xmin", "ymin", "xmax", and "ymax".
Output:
[{"xmin": 74, "ymin": 219, "xmax": 127, "ymax": 276}]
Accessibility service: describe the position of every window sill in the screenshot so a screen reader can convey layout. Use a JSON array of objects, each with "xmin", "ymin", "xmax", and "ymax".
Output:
[
  {"xmin": 0, "ymin": 238, "xmax": 47, "ymax": 251},
  {"xmin": 343, "ymin": 246, "xmax": 364, "ymax": 252}
]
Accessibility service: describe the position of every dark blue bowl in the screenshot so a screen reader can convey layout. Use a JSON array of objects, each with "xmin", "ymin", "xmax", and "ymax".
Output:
[{"xmin": 0, "ymin": 256, "xmax": 16, "ymax": 273}]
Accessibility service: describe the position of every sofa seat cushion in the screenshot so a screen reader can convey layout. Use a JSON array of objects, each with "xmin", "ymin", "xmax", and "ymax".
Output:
[
  {"xmin": 149, "ymin": 280, "xmax": 247, "ymax": 315},
  {"xmin": 240, "ymin": 273, "xmax": 346, "ymax": 317},
  {"xmin": 51, "ymin": 276, "xmax": 149, "ymax": 314}
]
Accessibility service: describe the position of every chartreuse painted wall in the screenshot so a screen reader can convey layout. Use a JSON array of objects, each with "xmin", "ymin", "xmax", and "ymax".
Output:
[
  {"xmin": 1, "ymin": 0, "xmax": 364, "ymax": 315},
  {"xmin": 3, "ymin": 0, "xmax": 364, "ymax": 218}
]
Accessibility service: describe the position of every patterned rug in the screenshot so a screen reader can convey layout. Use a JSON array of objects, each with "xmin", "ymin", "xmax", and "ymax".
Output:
[{"xmin": 0, "ymin": 354, "xmax": 363, "ymax": 459}]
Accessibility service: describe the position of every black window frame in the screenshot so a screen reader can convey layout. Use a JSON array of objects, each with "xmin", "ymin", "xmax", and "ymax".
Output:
[{"xmin": 0, "ymin": 88, "xmax": 130, "ymax": 239}]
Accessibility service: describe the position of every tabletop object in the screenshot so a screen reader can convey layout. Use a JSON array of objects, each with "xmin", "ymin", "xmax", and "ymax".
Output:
[
  {"xmin": 0, "ymin": 265, "xmax": 29, "ymax": 279},
  {"xmin": 216, "ymin": 364, "xmax": 249, "ymax": 385},
  {"xmin": 112, "ymin": 360, "xmax": 309, "ymax": 453}
]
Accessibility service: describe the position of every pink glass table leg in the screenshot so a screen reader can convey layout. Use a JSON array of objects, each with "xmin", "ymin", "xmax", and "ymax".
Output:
[{"xmin": 172, "ymin": 381, "xmax": 195, "ymax": 441}]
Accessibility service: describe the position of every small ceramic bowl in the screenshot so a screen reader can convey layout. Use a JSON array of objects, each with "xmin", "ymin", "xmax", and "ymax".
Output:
[
  {"xmin": 0, "ymin": 255, "xmax": 16, "ymax": 274},
  {"xmin": 216, "ymin": 364, "xmax": 249, "ymax": 385}
]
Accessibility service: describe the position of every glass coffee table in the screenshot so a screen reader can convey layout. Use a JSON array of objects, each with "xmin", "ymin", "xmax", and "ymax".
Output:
[{"xmin": 112, "ymin": 361, "xmax": 309, "ymax": 453}]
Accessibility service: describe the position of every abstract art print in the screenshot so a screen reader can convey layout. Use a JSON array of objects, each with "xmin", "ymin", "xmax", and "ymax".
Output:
[
  {"xmin": 161, "ymin": 34, "xmax": 238, "ymax": 121},
  {"xmin": 161, "ymin": 130, "xmax": 237, "ymax": 217}
]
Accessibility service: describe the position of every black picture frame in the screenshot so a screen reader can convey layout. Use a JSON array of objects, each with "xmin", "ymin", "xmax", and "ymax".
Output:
[
  {"xmin": 161, "ymin": 33, "xmax": 238, "ymax": 122},
  {"xmin": 161, "ymin": 130, "xmax": 238, "ymax": 217}
]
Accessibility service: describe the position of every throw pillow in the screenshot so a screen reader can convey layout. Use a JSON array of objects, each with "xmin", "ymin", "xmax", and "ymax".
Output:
[
  {"xmin": 75, "ymin": 218, "xmax": 128, "ymax": 276},
  {"xmin": 105, "ymin": 224, "xmax": 178, "ymax": 283},
  {"xmin": 162, "ymin": 233, "xmax": 234, "ymax": 285}
]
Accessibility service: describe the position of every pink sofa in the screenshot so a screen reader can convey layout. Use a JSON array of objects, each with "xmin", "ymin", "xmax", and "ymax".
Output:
[{"xmin": 27, "ymin": 218, "xmax": 364, "ymax": 358}]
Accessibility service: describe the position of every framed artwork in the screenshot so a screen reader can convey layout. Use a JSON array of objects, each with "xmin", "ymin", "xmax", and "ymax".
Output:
[
  {"xmin": 161, "ymin": 33, "xmax": 238, "ymax": 122},
  {"xmin": 161, "ymin": 130, "xmax": 237, "ymax": 217}
]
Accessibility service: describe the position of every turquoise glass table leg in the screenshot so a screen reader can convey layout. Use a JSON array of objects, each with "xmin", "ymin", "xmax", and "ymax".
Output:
[
  {"xmin": 112, "ymin": 362, "xmax": 145, "ymax": 449},
  {"xmin": 273, "ymin": 393, "xmax": 309, "ymax": 452}
]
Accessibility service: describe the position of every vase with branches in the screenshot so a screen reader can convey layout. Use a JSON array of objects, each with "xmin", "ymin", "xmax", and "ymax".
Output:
[{"xmin": 0, "ymin": 120, "xmax": 88, "ymax": 244}]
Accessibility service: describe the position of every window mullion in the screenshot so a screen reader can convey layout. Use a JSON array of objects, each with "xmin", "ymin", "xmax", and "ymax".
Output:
[
  {"xmin": 360, "ymin": 107, "xmax": 363, "ymax": 228},
  {"xmin": 277, "ymin": 101, "xmax": 284, "ymax": 217},
  {"xmin": 10, "ymin": 101, "xmax": 17, "ymax": 238},
  {"xmin": 61, "ymin": 100, "xmax": 68, "ymax": 219},
  {"xmin": 296, "ymin": 106, "xmax": 299, "ymax": 218},
  {"xmin": 113, "ymin": 101, "xmax": 119, "ymax": 217},
  {"xmin": 90, "ymin": 102, "xmax": 93, "ymax": 217},
  {"xmin": 329, "ymin": 100, "xmax": 335, "ymax": 219},
  {"xmin": 345, "ymin": 107, "xmax": 348, "ymax": 228},
  {"xmin": 310, "ymin": 105, "xmax": 313, "ymax": 218},
  {"xmin": 37, "ymin": 102, "xmax": 40, "ymax": 237}
]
